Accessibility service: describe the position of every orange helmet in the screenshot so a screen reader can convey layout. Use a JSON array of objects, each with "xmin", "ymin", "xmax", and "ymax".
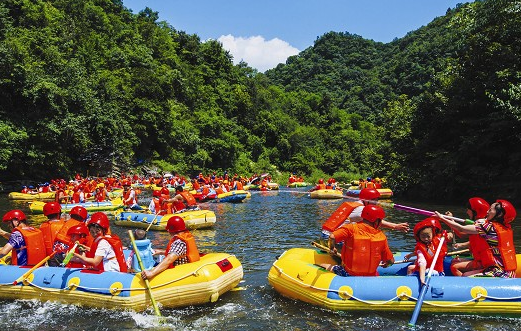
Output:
[
  {"xmin": 359, "ymin": 188, "xmax": 380, "ymax": 200},
  {"xmin": 43, "ymin": 201, "xmax": 61, "ymax": 216},
  {"xmin": 467, "ymin": 197, "xmax": 490, "ymax": 220},
  {"xmin": 87, "ymin": 212, "xmax": 110, "ymax": 230},
  {"xmin": 69, "ymin": 206, "xmax": 88, "ymax": 221},
  {"xmin": 2, "ymin": 209, "xmax": 26, "ymax": 223},
  {"xmin": 67, "ymin": 224, "xmax": 89, "ymax": 237},
  {"xmin": 361, "ymin": 205, "xmax": 385, "ymax": 223},
  {"xmin": 165, "ymin": 216, "xmax": 186, "ymax": 233}
]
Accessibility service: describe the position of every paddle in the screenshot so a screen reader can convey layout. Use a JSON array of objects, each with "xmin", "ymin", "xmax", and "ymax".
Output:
[
  {"xmin": 128, "ymin": 230, "xmax": 162, "ymax": 317},
  {"xmin": 145, "ymin": 212, "xmax": 161, "ymax": 232},
  {"xmin": 340, "ymin": 195, "xmax": 469, "ymax": 224},
  {"xmin": 13, "ymin": 251, "xmax": 57, "ymax": 285},
  {"xmin": 408, "ymin": 235, "xmax": 446, "ymax": 327},
  {"xmin": 312, "ymin": 241, "xmax": 417, "ymax": 265}
]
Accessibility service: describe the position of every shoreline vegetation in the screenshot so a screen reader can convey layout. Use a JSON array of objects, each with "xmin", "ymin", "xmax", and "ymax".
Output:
[{"xmin": 0, "ymin": 0, "xmax": 519, "ymax": 203}]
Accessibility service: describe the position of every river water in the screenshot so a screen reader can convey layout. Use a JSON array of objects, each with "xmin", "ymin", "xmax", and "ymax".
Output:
[{"xmin": 0, "ymin": 189, "xmax": 520, "ymax": 331}]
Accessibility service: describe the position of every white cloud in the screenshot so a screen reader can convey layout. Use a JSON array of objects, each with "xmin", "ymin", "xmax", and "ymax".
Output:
[{"xmin": 217, "ymin": 35, "xmax": 300, "ymax": 72}]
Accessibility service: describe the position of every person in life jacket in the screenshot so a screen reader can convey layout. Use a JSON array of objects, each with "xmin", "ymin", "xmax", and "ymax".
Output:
[
  {"xmin": 60, "ymin": 224, "xmax": 90, "ymax": 268},
  {"xmin": 126, "ymin": 229, "xmax": 157, "ymax": 272},
  {"xmin": 168, "ymin": 186, "xmax": 199, "ymax": 212},
  {"xmin": 141, "ymin": 215, "xmax": 200, "ymax": 281},
  {"xmin": 445, "ymin": 197, "xmax": 490, "ymax": 276},
  {"xmin": 49, "ymin": 206, "xmax": 88, "ymax": 266},
  {"xmin": 404, "ymin": 217, "xmax": 449, "ymax": 285},
  {"xmin": 148, "ymin": 190, "xmax": 162, "ymax": 214},
  {"xmin": 321, "ymin": 188, "xmax": 409, "ymax": 241},
  {"xmin": 72, "ymin": 212, "xmax": 127, "ymax": 272},
  {"xmin": 320, "ymin": 205, "xmax": 394, "ymax": 277},
  {"xmin": 123, "ymin": 181, "xmax": 143, "ymax": 210},
  {"xmin": 40, "ymin": 201, "xmax": 66, "ymax": 256},
  {"xmin": 310, "ymin": 178, "xmax": 326, "ymax": 192},
  {"xmin": 0, "ymin": 210, "xmax": 46, "ymax": 266},
  {"xmin": 436, "ymin": 199, "xmax": 517, "ymax": 278}
]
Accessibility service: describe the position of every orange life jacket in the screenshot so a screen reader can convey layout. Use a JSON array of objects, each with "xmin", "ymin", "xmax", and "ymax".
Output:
[
  {"xmin": 317, "ymin": 183, "xmax": 326, "ymax": 190},
  {"xmin": 11, "ymin": 227, "xmax": 47, "ymax": 266},
  {"xmin": 473, "ymin": 222, "xmax": 517, "ymax": 271},
  {"xmin": 413, "ymin": 236, "xmax": 446, "ymax": 273},
  {"xmin": 165, "ymin": 231, "xmax": 200, "ymax": 267},
  {"xmin": 53, "ymin": 219, "xmax": 83, "ymax": 247},
  {"xmin": 87, "ymin": 235, "xmax": 128, "ymax": 272},
  {"xmin": 322, "ymin": 202, "xmax": 363, "ymax": 233},
  {"xmin": 179, "ymin": 191, "xmax": 197, "ymax": 206},
  {"xmin": 40, "ymin": 219, "xmax": 66, "ymax": 255},
  {"xmin": 339, "ymin": 223, "xmax": 390, "ymax": 276}
]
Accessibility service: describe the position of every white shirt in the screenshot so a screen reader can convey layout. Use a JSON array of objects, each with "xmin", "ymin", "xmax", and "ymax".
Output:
[{"xmin": 95, "ymin": 239, "xmax": 120, "ymax": 272}]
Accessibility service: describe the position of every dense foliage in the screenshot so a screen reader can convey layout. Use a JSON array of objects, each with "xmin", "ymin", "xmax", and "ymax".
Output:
[{"xmin": 0, "ymin": 0, "xmax": 519, "ymax": 202}]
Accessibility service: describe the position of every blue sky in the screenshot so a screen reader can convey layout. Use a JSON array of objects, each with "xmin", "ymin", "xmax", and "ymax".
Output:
[{"xmin": 122, "ymin": 0, "xmax": 472, "ymax": 72}]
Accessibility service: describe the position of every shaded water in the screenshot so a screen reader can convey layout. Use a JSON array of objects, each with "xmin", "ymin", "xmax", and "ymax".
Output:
[{"xmin": 0, "ymin": 189, "xmax": 520, "ymax": 330}]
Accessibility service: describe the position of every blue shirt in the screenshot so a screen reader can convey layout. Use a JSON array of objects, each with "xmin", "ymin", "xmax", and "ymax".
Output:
[{"xmin": 8, "ymin": 231, "xmax": 27, "ymax": 266}]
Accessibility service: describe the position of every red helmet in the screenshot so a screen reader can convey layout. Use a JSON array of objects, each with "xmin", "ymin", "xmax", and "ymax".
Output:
[
  {"xmin": 359, "ymin": 188, "xmax": 380, "ymax": 200},
  {"xmin": 153, "ymin": 190, "xmax": 161, "ymax": 197},
  {"xmin": 43, "ymin": 201, "xmax": 61, "ymax": 216},
  {"xmin": 496, "ymin": 199, "xmax": 516, "ymax": 225},
  {"xmin": 67, "ymin": 224, "xmax": 89, "ymax": 237},
  {"xmin": 467, "ymin": 197, "xmax": 490, "ymax": 219},
  {"xmin": 2, "ymin": 210, "xmax": 27, "ymax": 223},
  {"xmin": 361, "ymin": 205, "xmax": 385, "ymax": 223},
  {"xmin": 318, "ymin": 179, "xmax": 324, "ymax": 184},
  {"xmin": 165, "ymin": 216, "xmax": 186, "ymax": 233},
  {"xmin": 69, "ymin": 206, "xmax": 88, "ymax": 221},
  {"xmin": 414, "ymin": 218, "xmax": 438, "ymax": 242},
  {"xmin": 423, "ymin": 216, "xmax": 442, "ymax": 234},
  {"xmin": 161, "ymin": 187, "xmax": 170, "ymax": 195},
  {"xmin": 87, "ymin": 212, "xmax": 110, "ymax": 230}
]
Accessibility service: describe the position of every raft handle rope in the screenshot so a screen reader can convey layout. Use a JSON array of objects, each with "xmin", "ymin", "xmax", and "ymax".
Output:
[{"xmin": 3, "ymin": 255, "xmax": 239, "ymax": 294}]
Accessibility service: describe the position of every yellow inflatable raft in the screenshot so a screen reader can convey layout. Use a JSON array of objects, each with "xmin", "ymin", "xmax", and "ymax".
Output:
[{"xmin": 0, "ymin": 252, "xmax": 242, "ymax": 311}]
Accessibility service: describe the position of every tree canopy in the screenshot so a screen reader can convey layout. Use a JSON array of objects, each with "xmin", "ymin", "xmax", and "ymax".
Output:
[{"xmin": 0, "ymin": 0, "xmax": 519, "ymax": 202}]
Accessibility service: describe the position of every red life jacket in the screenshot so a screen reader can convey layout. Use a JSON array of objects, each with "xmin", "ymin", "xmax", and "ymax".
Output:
[
  {"xmin": 11, "ymin": 227, "xmax": 47, "ymax": 266},
  {"xmin": 322, "ymin": 202, "xmax": 363, "ymax": 233},
  {"xmin": 165, "ymin": 231, "xmax": 200, "ymax": 268},
  {"xmin": 87, "ymin": 235, "xmax": 128, "ymax": 272},
  {"xmin": 474, "ymin": 222, "xmax": 517, "ymax": 271},
  {"xmin": 413, "ymin": 235, "xmax": 447, "ymax": 273}
]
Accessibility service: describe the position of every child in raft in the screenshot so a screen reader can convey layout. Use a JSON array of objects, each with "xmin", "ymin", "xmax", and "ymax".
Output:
[{"xmin": 404, "ymin": 217, "xmax": 452, "ymax": 285}]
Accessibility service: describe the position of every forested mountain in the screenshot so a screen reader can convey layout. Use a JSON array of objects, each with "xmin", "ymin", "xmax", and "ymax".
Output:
[{"xmin": 0, "ymin": 0, "xmax": 519, "ymax": 203}]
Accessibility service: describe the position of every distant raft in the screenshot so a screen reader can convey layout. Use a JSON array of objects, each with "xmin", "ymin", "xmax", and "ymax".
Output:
[
  {"xmin": 0, "ymin": 252, "xmax": 243, "ymax": 311},
  {"xmin": 269, "ymin": 247, "xmax": 521, "ymax": 315},
  {"xmin": 215, "ymin": 190, "xmax": 249, "ymax": 203},
  {"xmin": 29, "ymin": 198, "xmax": 124, "ymax": 214},
  {"xmin": 345, "ymin": 188, "xmax": 393, "ymax": 199},
  {"xmin": 114, "ymin": 209, "xmax": 217, "ymax": 231},
  {"xmin": 287, "ymin": 182, "xmax": 311, "ymax": 188},
  {"xmin": 8, "ymin": 191, "xmax": 56, "ymax": 200},
  {"xmin": 309, "ymin": 189, "xmax": 343, "ymax": 199}
]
